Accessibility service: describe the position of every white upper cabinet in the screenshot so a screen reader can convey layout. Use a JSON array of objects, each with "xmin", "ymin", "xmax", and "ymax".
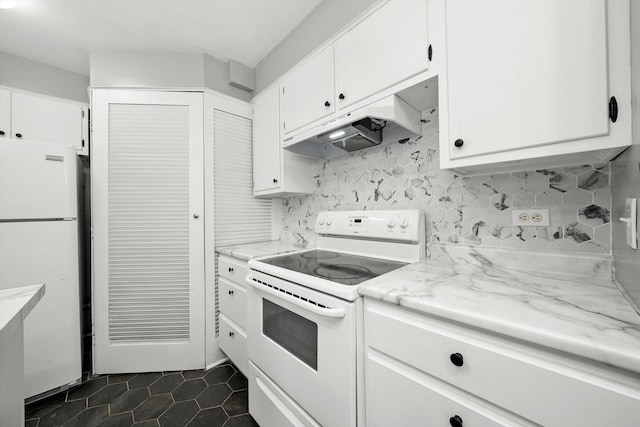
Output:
[
  {"xmin": 11, "ymin": 91, "xmax": 88, "ymax": 154},
  {"xmin": 439, "ymin": 0, "xmax": 631, "ymax": 174},
  {"xmin": 1, "ymin": 89, "xmax": 89, "ymax": 155},
  {"xmin": 279, "ymin": 0, "xmax": 433, "ymax": 142},
  {"xmin": 335, "ymin": 0, "xmax": 430, "ymax": 110},
  {"xmin": 281, "ymin": 47, "xmax": 335, "ymax": 135},
  {"xmin": 0, "ymin": 88, "xmax": 9, "ymax": 140},
  {"xmin": 253, "ymin": 86, "xmax": 282, "ymax": 193},
  {"xmin": 253, "ymin": 85, "xmax": 314, "ymax": 197}
]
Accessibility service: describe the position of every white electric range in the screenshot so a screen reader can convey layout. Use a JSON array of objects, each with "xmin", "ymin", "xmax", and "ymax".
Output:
[{"xmin": 245, "ymin": 209, "xmax": 425, "ymax": 427}]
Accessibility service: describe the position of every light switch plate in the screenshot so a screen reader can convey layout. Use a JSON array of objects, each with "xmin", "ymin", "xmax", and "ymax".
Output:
[{"xmin": 621, "ymin": 198, "xmax": 637, "ymax": 250}]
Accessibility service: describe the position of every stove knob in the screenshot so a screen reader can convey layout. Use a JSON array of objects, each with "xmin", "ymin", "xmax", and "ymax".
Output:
[
  {"xmin": 387, "ymin": 218, "xmax": 396, "ymax": 228},
  {"xmin": 319, "ymin": 218, "xmax": 325, "ymax": 225},
  {"xmin": 326, "ymin": 218, "xmax": 332, "ymax": 225},
  {"xmin": 400, "ymin": 218, "xmax": 409, "ymax": 229}
]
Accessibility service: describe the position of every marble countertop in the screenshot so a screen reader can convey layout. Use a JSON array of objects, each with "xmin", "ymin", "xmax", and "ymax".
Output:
[
  {"xmin": 215, "ymin": 240, "xmax": 313, "ymax": 261},
  {"xmin": 359, "ymin": 246, "xmax": 640, "ymax": 374},
  {"xmin": 0, "ymin": 284, "xmax": 45, "ymax": 336}
]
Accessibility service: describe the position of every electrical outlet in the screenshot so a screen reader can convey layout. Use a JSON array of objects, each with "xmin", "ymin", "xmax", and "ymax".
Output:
[{"xmin": 512, "ymin": 209, "xmax": 550, "ymax": 227}]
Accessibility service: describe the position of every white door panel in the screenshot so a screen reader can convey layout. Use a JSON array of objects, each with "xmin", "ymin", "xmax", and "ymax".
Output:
[
  {"xmin": 0, "ymin": 87, "xmax": 10, "ymax": 139},
  {"xmin": 92, "ymin": 90, "xmax": 205, "ymax": 373},
  {"xmin": 335, "ymin": 0, "xmax": 430, "ymax": 109},
  {"xmin": 445, "ymin": 0, "xmax": 609, "ymax": 159},
  {"xmin": 0, "ymin": 220, "xmax": 81, "ymax": 397},
  {"xmin": 11, "ymin": 91, "xmax": 83, "ymax": 149},
  {"xmin": 281, "ymin": 47, "xmax": 335, "ymax": 134},
  {"xmin": 253, "ymin": 86, "xmax": 281, "ymax": 192},
  {"xmin": 0, "ymin": 140, "xmax": 77, "ymax": 219}
]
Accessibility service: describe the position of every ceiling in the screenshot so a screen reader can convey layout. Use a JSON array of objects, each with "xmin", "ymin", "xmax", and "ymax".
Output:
[{"xmin": 0, "ymin": 0, "xmax": 322, "ymax": 76}]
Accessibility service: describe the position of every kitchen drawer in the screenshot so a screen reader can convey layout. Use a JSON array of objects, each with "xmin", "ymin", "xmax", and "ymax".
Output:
[
  {"xmin": 219, "ymin": 314, "xmax": 247, "ymax": 377},
  {"xmin": 366, "ymin": 351, "xmax": 533, "ymax": 427},
  {"xmin": 365, "ymin": 300, "xmax": 640, "ymax": 427},
  {"xmin": 219, "ymin": 277, "xmax": 247, "ymax": 329},
  {"xmin": 218, "ymin": 255, "xmax": 248, "ymax": 284}
]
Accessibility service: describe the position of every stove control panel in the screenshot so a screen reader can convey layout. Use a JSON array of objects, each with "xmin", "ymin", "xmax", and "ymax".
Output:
[{"xmin": 315, "ymin": 210, "xmax": 424, "ymax": 243}]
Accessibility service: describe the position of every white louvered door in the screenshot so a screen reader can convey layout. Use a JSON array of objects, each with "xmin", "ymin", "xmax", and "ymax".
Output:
[{"xmin": 92, "ymin": 90, "xmax": 205, "ymax": 373}]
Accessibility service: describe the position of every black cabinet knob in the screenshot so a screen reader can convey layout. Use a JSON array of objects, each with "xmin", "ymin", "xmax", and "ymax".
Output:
[
  {"xmin": 0, "ymin": 130, "xmax": 5, "ymax": 136},
  {"xmin": 15, "ymin": 133, "xmax": 22, "ymax": 138},
  {"xmin": 338, "ymin": 93, "xmax": 345, "ymax": 100},
  {"xmin": 449, "ymin": 415, "xmax": 463, "ymax": 427},
  {"xmin": 450, "ymin": 352, "xmax": 464, "ymax": 367},
  {"xmin": 273, "ymin": 178, "xmax": 278, "ymax": 183},
  {"xmin": 228, "ymin": 290, "xmax": 234, "ymax": 295},
  {"xmin": 229, "ymin": 332, "xmax": 235, "ymax": 337},
  {"xmin": 228, "ymin": 267, "xmax": 234, "ymax": 272},
  {"xmin": 324, "ymin": 101, "xmax": 331, "ymax": 107},
  {"xmin": 454, "ymin": 139, "xmax": 464, "ymax": 148}
]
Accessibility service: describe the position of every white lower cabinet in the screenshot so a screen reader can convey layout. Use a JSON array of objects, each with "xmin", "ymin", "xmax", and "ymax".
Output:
[
  {"xmin": 364, "ymin": 299, "xmax": 640, "ymax": 427},
  {"xmin": 218, "ymin": 254, "xmax": 249, "ymax": 376}
]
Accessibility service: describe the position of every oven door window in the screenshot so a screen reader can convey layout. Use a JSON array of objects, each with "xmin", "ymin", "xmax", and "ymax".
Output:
[{"xmin": 263, "ymin": 299, "xmax": 318, "ymax": 371}]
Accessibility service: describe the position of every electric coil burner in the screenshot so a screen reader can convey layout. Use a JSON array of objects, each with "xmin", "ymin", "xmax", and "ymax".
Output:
[{"xmin": 245, "ymin": 210, "xmax": 425, "ymax": 427}]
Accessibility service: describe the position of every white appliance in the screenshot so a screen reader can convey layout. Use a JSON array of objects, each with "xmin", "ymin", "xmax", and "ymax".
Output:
[
  {"xmin": 282, "ymin": 95, "xmax": 422, "ymax": 159},
  {"xmin": 246, "ymin": 209, "xmax": 425, "ymax": 427},
  {"xmin": 0, "ymin": 140, "xmax": 81, "ymax": 399}
]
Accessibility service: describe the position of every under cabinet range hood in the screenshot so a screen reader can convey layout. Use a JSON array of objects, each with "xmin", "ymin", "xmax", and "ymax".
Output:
[{"xmin": 282, "ymin": 95, "xmax": 421, "ymax": 159}]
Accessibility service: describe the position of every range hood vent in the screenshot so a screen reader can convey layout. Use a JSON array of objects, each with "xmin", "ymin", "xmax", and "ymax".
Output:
[{"xmin": 282, "ymin": 95, "xmax": 421, "ymax": 159}]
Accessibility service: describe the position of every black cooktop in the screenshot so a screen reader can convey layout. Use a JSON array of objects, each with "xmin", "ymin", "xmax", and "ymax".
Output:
[{"xmin": 260, "ymin": 250, "xmax": 407, "ymax": 286}]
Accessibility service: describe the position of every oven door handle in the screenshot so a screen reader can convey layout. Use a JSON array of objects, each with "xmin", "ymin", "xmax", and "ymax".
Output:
[{"xmin": 245, "ymin": 275, "xmax": 346, "ymax": 318}]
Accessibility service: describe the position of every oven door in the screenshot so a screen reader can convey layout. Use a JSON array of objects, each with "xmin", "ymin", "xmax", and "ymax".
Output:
[{"xmin": 246, "ymin": 270, "xmax": 359, "ymax": 427}]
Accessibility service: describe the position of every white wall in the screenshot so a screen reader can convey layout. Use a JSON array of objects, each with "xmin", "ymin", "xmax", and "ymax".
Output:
[
  {"xmin": 611, "ymin": 1, "xmax": 640, "ymax": 311},
  {"xmin": 0, "ymin": 51, "xmax": 89, "ymax": 103},
  {"xmin": 90, "ymin": 52, "xmax": 252, "ymax": 102},
  {"xmin": 253, "ymin": 0, "xmax": 377, "ymax": 94}
]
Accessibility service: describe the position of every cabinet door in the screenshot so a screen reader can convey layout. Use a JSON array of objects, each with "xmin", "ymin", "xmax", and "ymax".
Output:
[
  {"xmin": 445, "ymin": 0, "xmax": 609, "ymax": 160},
  {"xmin": 11, "ymin": 91, "xmax": 85, "ymax": 151},
  {"xmin": 0, "ymin": 87, "xmax": 9, "ymax": 139},
  {"xmin": 335, "ymin": 0, "xmax": 430, "ymax": 109},
  {"xmin": 91, "ymin": 90, "xmax": 205, "ymax": 373},
  {"xmin": 253, "ymin": 86, "xmax": 282, "ymax": 192},
  {"xmin": 281, "ymin": 47, "xmax": 335, "ymax": 134}
]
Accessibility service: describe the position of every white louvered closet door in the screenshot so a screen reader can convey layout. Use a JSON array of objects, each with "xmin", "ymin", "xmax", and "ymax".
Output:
[{"xmin": 92, "ymin": 90, "xmax": 205, "ymax": 374}]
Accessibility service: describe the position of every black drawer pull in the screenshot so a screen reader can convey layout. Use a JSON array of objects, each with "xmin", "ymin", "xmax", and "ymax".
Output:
[
  {"xmin": 228, "ymin": 267, "xmax": 234, "ymax": 273},
  {"xmin": 15, "ymin": 133, "xmax": 22, "ymax": 138},
  {"xmin": 453, "ymin": 138, "xmax": 464, "ymax": 148},
  {"xmin": 449, "ymin": 415, "xmax": 463, "ymax": 427},
  {"xmin": 0, "ymin": 130, "xmax": 5, "ymax": 136},
  {"xmin": 228, "ymin": 290, "xmax": 234, "ymax": 295},
  {"xmin": 229, "ymin": 332, "xmax": 234, "ymax": 338},
  {"xmin": 450, "ymin": 352, "xmax": 464, "ymax": 367},
  {"xmin": 324, "ymin": 101, "xmax": 331, "ymax": 107}
]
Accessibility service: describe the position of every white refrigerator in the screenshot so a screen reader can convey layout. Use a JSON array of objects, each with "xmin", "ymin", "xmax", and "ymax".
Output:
[{"xmin": 0, "ymin": 140, "xmax": 82, "ymax": 399}]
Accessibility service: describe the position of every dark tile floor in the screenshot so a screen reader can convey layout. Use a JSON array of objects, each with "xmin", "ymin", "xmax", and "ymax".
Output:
[{"xmin": 24, "ymin": 362, "xmax": 259, "ymax": 427}]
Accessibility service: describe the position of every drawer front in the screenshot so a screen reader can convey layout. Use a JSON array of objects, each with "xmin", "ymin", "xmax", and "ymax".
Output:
[
  {"xmin": 366, "ymin": 351, "xmax": 530, "ymax": 427},
  {"xmin": 219, "ymin": 314, "xmax": 247, "ymax": 377},
  {"xmin": 219, "ymin": 277, "xmax": 247, "ymax": 329},
  {"xmin": 365, "ymin": 300, "xmax": 640, "ymax": 427},
  {"xmin": 218, "ymin": 255, "xmax": 248, "ymax": 284}
]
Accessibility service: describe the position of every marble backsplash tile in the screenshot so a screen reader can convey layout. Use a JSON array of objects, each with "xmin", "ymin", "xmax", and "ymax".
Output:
[{"xmin": 282, "ymin": 108, "xmax": 612, "ymax": 254}]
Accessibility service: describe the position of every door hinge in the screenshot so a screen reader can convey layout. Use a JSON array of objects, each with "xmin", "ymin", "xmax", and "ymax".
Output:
[
  {"xmin": 283, "ymin": 122, "xmax": 286, "ymax": 130},
  {"xmin": 609, "ymin": 96, "xmax": 618, "ymax": 123},
  {"xmin": 282, "ymin": 87, "xmax": 285, "ymax": 95},
  {"xmin": 428, "ymin": 44, "xmax": 433, "ymax": 62}
]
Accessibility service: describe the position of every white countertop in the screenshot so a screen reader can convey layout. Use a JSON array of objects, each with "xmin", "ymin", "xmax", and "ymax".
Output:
[
  {"xmin": 216, "ymin": 240, "xmax": 313, "ymax": 261},
  {"xmin": 358, "ymin": 246, "xmax": 640, "ymax": 374},
  {"xmin": 0, "ymin": 284, "xmax": 45, "ymax": 336}
]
